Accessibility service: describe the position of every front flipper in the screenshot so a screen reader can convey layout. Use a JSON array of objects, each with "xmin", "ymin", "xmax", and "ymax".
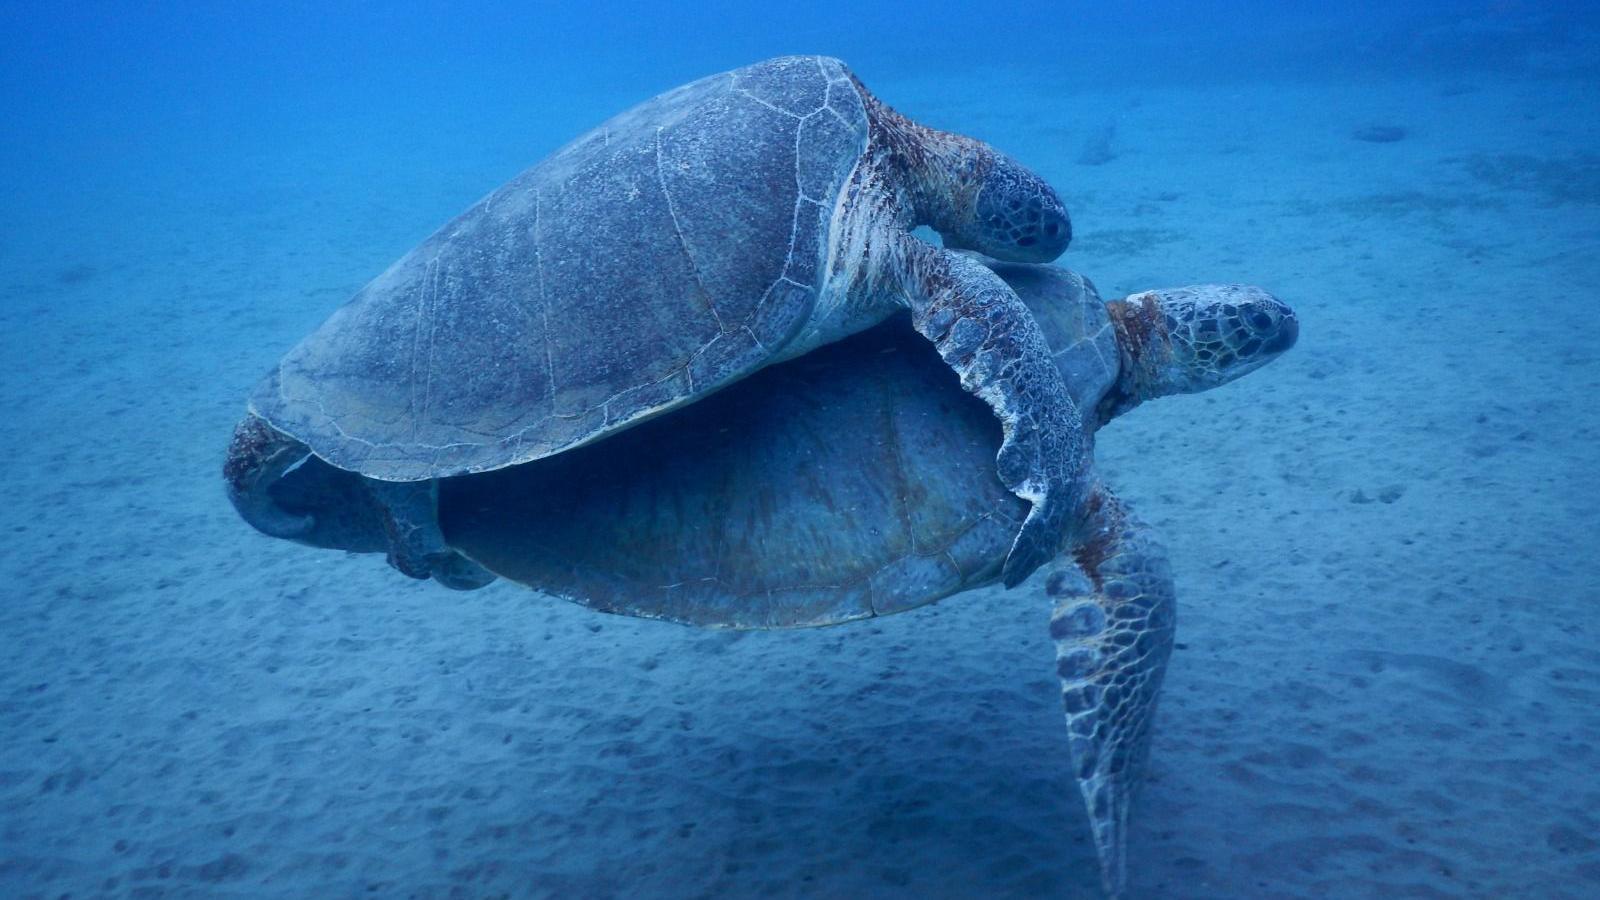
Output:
[
  {"xmin": 1044, "ymin": 486, "xmax": 1176, "ymax": 898},
  {"xmin": 898, "ymin": 242, "xmax": 1086, "ymax": 587}
]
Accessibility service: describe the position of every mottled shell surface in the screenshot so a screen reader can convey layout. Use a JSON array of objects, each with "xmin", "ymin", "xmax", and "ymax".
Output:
[
  {"xmin": 251, "ymin": 56, "xmax": 869, "ymax": 479},
  {"xmin": 436, "ymin": 265, "xmax": 1119, "ymax": 628},
  {"xmin": 985, "ymin": 261, "xmax": 1121, "ymax": 415}
]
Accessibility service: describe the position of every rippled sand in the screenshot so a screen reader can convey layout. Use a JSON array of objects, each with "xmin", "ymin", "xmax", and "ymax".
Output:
[{"xmin": 2, "ymin": 51, "xmax": 1597, "ymax": 900}]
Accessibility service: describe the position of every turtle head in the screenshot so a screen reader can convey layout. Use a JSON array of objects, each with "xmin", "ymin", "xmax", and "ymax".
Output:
[
  {"xmin": 937, "ymin": 150, "xmax": 1071, "ymax": 264},
  {"xmin": 1103, "ymin": 284, "xmax": 1297, "ymax": 419}
]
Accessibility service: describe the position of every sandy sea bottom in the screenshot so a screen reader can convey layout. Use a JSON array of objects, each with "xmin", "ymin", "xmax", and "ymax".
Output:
[{"xmin": 1, "ymin": 67, "xmax": 1597, "ymax": 898}]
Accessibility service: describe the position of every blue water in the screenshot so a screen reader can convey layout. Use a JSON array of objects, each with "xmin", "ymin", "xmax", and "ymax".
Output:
[{"xmin": 3, "ymin": 2, "xmax": 1598, "ymax": 897}]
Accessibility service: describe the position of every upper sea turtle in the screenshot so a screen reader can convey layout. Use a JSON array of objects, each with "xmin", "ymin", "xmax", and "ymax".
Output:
[
  {"xmin": 257, "ymin": 261, "xmax": 1298, "ymax": 894},
  {"xmin": 226, "ymin": 54, "xmax": 1083, "ymax": 589}
]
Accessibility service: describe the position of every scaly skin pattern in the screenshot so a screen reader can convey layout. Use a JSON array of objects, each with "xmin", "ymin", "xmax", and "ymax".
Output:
[
  {"xmin": 234, "ymin": 268, "xmax": 1297, "ymax": 895},
  {"xmin": 818, "ymin": 80, "xmax": 1083, "ymax": 587},
  {"xmin": 234, "ymin": 55, "xmax": 1079, "ymax": 589},
  {"xmin": 1103, "ymin": 284, "xmax": 1298, "ymax": 423},
  {"xmin": 901, "ymin": 247, "xmax": 1085, "ymax": 587},
  {"xmin": 1045, "ymin": 486, "xmax": 1176, "ymax": 898},
  {"xmin": 1101, "ymin": 292, "xmax": 1168, "ymax": 423},
  {"xmin": 847, "ymin": 79, "xmax": 1071, "ymax": 254}
]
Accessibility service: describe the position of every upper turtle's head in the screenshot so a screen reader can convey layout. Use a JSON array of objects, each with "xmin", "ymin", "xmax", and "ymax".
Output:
[
  {"xmin": 939, "ymin": 150, "xmax": 1071, "ymax": 264},
  {"xmin": 1103, "ymin": 284, "xmax": 1297, "ymax": 419}
]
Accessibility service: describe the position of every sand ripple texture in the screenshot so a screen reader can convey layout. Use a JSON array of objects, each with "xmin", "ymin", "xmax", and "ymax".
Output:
[{"xmin": 2, "ymin": 68, "xmax": 1598, "ymax": 899}]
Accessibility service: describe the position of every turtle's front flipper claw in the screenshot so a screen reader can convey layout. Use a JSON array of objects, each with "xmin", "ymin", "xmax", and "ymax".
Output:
[
  {"xmin": 1044, "ymin": 487, "xmax": 1176, "ymax": 898},
  {"xmin": 997, "ymin": 404, "xmax": 1076, "ymax": 587},
  {"xmin": 899, "ymin": 243, "xmax": 1086, "ymax": 587},
  {"xmin": 1002, "ymin": 489, "xmax": 1070, "ymax": 589}
]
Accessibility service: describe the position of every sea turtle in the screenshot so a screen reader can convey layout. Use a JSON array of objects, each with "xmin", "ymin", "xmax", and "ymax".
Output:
[
  {"xmin": 254, "ymin": 261, "xmax": 1299, "ymax": 895},
  {"xmin": 225, "ymin": 54, "xmax": 1083, "ymax": 590}
]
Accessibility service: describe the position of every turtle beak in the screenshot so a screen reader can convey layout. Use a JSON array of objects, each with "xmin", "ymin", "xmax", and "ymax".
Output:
[
  {"xmin": 1263, "ymin": 308, "xmax": 1298, "ymax": 354},
  {"xmin": 1228, "ymin": 294, "xmax": 1298, "ymax": 376}
]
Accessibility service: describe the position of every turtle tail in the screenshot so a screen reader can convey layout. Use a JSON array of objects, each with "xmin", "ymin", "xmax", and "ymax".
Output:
[{"xmin": 224, "ymin": 413, "xmax": 315, "ymax": 539}]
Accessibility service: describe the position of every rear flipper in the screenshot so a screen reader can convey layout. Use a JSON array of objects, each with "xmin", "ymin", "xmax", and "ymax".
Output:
[
  {"xmin": 364, "ymin": 479, "xmax": 495, "ymax": 590},
  {"xmin": 1044, "ymin": 486, "xmax": 1176, "ymax": 898},
  {"xmin": 225, "ymin": 414, "xmax": 493, "ymax": 590}
]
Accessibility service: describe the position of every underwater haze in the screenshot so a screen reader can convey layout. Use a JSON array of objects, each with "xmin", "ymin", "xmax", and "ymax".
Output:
[{"xmin": 3, "ymin": 1, "xmax": 1599, "ymax": 897}]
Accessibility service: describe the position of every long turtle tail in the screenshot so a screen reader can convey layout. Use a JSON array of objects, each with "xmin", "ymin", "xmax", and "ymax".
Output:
[
  {"xmin": 1043, "ymin": 486, "xmax": 1176, "ymax": 898},
  {"xmin": 224, "ymin": 413, "xmax": 315, "ymax": 539}
]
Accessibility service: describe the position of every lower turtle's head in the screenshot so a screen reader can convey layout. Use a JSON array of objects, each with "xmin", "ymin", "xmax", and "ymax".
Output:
[
  {"xmin": 1105, "ymin": 284, "xmax": 1297, "ymax": 417},
  {"xmin": 939, "ymin": 150, "xmax": 1071, "ymax": 264}
]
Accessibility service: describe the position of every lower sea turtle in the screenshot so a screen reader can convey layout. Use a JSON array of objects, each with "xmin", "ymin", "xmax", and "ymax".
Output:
[
  {"xmin": 226, "ymin": 54, "xmax": 1084, "ymax": 590},
  {"xmin": 256, "ymin": 261, "xmax": 1298, "ymax": 894}
]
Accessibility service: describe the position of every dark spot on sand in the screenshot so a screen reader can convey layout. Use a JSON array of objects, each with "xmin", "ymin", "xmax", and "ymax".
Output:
[
  {"xmin": 1342, "ymin": 650, "xmax": 1499, "ymax": 705},
  {"xmin": 190, "ymin": 853, "xmax": 251, "ymax": 882},
  {"xmin": 1463, "ymin": 152, "xmax": 1600, "ymax": 205},
  {"xmin": 1078, "ymin": 119, "xmax": 1118, "ymax": 166},
  {"xmin": 1549, "ymin": 825, "xmax": 1600, "ymax": 854},
  {"xmin": 1073, "ymin": 227, "xmax": 1180, "ymax": 257},
  {"xmin": 1353, "ymin": 125, "xmax": 1407, "ymax": 143},
  {"xmin": 56, "ymin": 263, "xmax": 99, "ymax": 285}
]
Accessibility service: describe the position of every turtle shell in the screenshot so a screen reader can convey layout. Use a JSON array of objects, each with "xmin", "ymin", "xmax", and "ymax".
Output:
[
  {"xmin": 435, "ymin": 264, "xmax": 1118, "ymax": 628},
  {"xmin": 251, "ymin": 56, "xmax": 869, "ymax": 479}
]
